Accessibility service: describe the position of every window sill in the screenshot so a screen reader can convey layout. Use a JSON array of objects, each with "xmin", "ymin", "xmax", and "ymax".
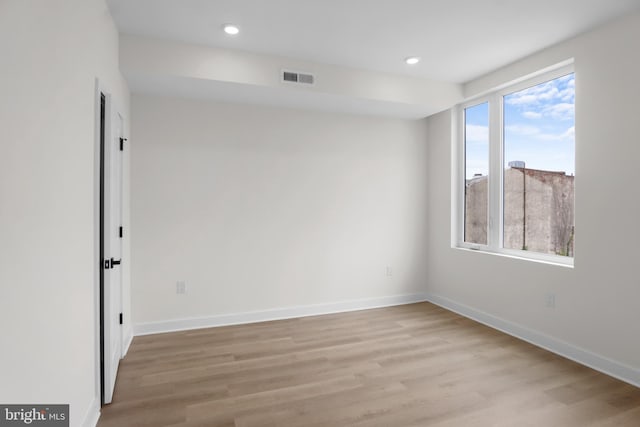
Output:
[{"xmin": 454, "ymin": 246, "xmax": 574, "ymax": 269}]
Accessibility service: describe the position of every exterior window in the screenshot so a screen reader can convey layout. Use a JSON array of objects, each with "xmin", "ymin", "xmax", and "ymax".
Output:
[{"xmin": 458, "ymin": 65, "xmax": 575, "ymax": 264}]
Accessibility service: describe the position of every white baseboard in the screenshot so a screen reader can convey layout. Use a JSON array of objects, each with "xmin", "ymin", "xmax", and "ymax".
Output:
[
  {"xmin": 134, "ymin": 293, "xmax": 429, "ymax": 336},
  {"xmin": 122, "ymin": 329, "xmax": 134, "ymax": 356},
  {"xmin": 81, "ymin": 397, "xmax": 100, "ymax": 427},
  {"xmin": 424, "ymin": 292, "xmax": 640, "ymax": 388}
]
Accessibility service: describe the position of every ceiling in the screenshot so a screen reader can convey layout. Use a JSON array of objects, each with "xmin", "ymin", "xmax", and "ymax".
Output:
[{"xmin": 107, "ymin": 0, "xmax": 640, "ymax": 84}]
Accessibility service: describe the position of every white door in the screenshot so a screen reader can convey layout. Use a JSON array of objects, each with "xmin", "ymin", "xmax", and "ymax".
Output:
[{"xmin": 102, "ymin": 105, "xmax": 123, "ymax": 404}]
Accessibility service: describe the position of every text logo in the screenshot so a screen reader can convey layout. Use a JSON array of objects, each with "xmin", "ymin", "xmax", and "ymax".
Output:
[{"xmin": 0, "ymin": 405, "xmax": 68, "ymax": 427}]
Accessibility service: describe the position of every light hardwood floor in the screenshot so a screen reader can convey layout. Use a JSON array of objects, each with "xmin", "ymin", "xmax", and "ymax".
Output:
[{"xmin": 99, "ymin": 303, "xmax": 640, "ymax": 427}]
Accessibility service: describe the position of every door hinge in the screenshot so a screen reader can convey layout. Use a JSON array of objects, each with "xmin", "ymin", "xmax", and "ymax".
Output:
[
  {"xmin": 119, "ymin": 137, "xmax": 127, "ymax": 151},
  {"xmin": 119, "ymin": 226, "xmax": 123, "ymax": 238},
  {"xmin": 119, "ymin": 313, "xmax": 123, "ymax": 325}
]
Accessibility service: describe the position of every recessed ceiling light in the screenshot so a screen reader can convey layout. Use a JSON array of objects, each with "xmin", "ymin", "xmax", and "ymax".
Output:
[
  {"xmin": 223, "ymin": 24, "xmax": 240, "ymax": 35},
  {"xmin": 405, "ymin": 56, "xmax": 420, "ymax": 65}
]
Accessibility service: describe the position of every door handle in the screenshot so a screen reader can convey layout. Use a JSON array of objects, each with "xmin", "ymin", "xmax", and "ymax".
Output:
[{"xmin": 110, "ymin": 258, "xmax": 122, "ymax": 266}]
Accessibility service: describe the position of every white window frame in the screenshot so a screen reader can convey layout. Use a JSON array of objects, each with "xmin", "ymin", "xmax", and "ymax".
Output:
[{"xmin": 456, "ymin": 62, "xmax": 575, "ymax": 267}]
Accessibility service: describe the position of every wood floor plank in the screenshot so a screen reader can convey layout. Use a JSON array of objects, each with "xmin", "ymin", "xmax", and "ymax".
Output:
[{"xmin": 98, "ymin": 302, "xmax": 640, "ymax": 426}]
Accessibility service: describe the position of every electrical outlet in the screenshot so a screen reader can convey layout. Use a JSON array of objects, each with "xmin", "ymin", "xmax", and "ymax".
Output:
[
  {"xmin": 386, "ymin": 266, "xmax": 393, "ymax": 277},
  {"xmin": 545, "ymin": 293, "xmax": 555, "ymax": 308},
  {"xmin": 176, "ymin": 281, "xmax": 187, "ymax": 295}
]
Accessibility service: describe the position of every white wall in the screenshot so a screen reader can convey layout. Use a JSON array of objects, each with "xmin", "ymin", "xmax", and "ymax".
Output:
[
  {"xmin": 426, "ymin": 12, "xmax": 640, "ymax": 384},
  {"xmin": 0, "ymin": 1, "xmax": 130, "ymax": 425},
  {"xmin": 131, "ymin": 95, "xmax": 429, "ymax": 330}
]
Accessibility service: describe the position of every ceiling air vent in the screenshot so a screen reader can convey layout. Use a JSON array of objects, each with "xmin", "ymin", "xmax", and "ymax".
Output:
[{"xmin": 281, "ymin": 70, "xmax": 315, "ymax": 85}]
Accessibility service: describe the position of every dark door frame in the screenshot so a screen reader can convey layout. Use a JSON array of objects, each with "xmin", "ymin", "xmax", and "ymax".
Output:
[{"xmin": 99, "ymin": 92, "xmax": 106, "ymax": 406}]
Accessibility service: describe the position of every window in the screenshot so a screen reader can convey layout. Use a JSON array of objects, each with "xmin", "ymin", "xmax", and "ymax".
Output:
[
  {"xmin": 464, "ymin": 102, "xmax": 489, "ymax": 245},
  {"xmin": 459, "ymin": 64, "xmax": 575, "ymax": 264}
]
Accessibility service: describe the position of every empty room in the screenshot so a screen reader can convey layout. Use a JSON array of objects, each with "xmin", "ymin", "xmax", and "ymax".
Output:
[{"xmin": 2, "ymin": 0, "xmax": 640, "ymax": 426}]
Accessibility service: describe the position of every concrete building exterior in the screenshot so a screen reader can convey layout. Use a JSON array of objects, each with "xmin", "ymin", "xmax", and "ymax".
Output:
[
  {"xmin": 465, "ymin": 166, "xmax": 575, "ymax": 256},
  {"xmin": 465, "ymin": 174, "xmax": 489, "ymax": 245}
]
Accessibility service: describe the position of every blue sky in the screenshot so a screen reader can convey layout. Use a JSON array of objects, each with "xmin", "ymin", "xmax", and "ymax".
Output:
[{"xmin": 465, "ymin": 73, "xmax": 575, "ymax": 179}]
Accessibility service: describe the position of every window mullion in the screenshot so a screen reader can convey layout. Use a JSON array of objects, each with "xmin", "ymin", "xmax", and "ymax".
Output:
[
  {"xmin": 488, "ymin": 94, "xmax": 502, "ymax": 251},
  {"xmin": 497, "ymin": 93, "xmax": 505, "ymax": 251}
]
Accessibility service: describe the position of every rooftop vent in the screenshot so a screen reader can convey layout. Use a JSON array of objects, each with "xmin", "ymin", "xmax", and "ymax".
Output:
[{"xmin": 282, "ymin": 70, "xmax": 315, "ymax": 85}]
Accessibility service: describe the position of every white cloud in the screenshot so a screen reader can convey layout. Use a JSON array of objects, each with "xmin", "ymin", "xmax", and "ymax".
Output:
[
  {"xmin": 505, "ymin": 76, "xmax": 575, "ymax": 119},
  {"xmin": 506, "ymin": 124, "xmax": 574, "ymax": 142},
  {"xmin": 506, "ymin": 93, "xmax": 539, "ymax": 106},
  {"xmin": 543, "ymin": 102, "xmax": 574, "ymax": 120},
  {"xmin": 562, "ymin": 126, "xmax": 575, "ymax": 140},
  {"xmin": 506, "ymin": 80, "xmax": 558, "ymax": 106},
  {"xmin": 465, "ymin": 124, "xmax": 488, "ymax": 143},
  {"xmin": 537, "ymin": 87, "xmax": 560, "ymax": 101},
  {"xmin": 522, "ymin": 111, "xmax": 542, "ymax": 119},
  {"xmin": 505, "ymin": 124, "xmax": 540, "ymax": 136},
  {"xmin": 559, "ymin": 87, "xmax": 575, "ymax": 102}
]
